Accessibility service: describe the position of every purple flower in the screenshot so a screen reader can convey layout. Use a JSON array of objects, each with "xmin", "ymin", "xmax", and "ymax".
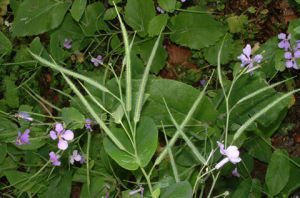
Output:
[
  {"xmin": 105, "ymin": 184, "xmax": 111, "ymax": 189},
  {"xmin": 49, "ymin": 151, "xmax": 61, "ymax": 166},
  {"xmin": 85, "ymin": 118, "xmax": 94, "ymax": 132},
  {"xmin": 232, "ymin": 168, "xmax": 240, "ymax": 177},
  {"xmin": 215, "ymin": 141, "xmax": 241, "ymax": 169},
  {"xmin": 200, "ymin": 80, "xmax": 206, "ymax": 86},
  {"xmin": 284, "ymin": 50, "xmax": 300, "ymax": 70},
  {"xmin": 69, "ymin": 150, "xmax": 82, "ymax": 164},
  {"xmin": 156, "ymin": 6, "xmax": 165, "ymax": 14},
  {"xmin": 18, "ymin": 112, "xmax": 33, "ymax": 122},
  {"xmin": 129, "ymin": 184, "xmax": 144, "ymax": 197},
  {"xmin": 15, "ymin": 129, "xmax": 30, "ymax": 145},
  {"xmin": 64, "ymin": 38, "xmax": 72, "ymax": 49},
  {"xmin": 50, "ymin": 123, "xmax": 74, "ymax": 150},
  {"xmin": 80, "ymin": 153, "xmax": 86, "ymax": 164},
  {"xmin": 91, "ymin": 55, "xmax": 103, "ymax": 67},
  {"xmin": 237, "ymin": 44, "xmax": 263, "ymax": 73},
  {"xmin": 278, "ymin": 33, "xmax": 291, "ymax": 51},
  {"xmin": 181, "ymin": 0, "xmax": 186, "ymax": 2}
]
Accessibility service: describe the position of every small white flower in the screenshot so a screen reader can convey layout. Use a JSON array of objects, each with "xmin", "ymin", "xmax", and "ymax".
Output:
[{"xmin": 70, "ymin": 150, "xmax": 82, "ymax": 164}]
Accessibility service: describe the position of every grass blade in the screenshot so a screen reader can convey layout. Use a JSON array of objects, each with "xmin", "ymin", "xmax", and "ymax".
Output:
[{"xmin": 134, "ymin": 33, "xmax": 161, "ymax": 123}]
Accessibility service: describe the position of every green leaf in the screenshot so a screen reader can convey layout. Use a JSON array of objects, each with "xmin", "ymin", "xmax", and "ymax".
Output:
[
  {"xmin": 125, "ymin": 0, "xmax": 155, "ymax": 36},
  {"xmin": 40, "ymin": 172, "xmax": 72, "ymax": 198},
  {"xmin": 4, "ymin": 170, "xmax": 47, "ymax": 194},
  {"xmin": 169, "ymin": 6, "xmax": 226, "ymax": 49},
  {"xmin": 70, "ymin": 0, "xmax": 87, "ymax": 21},
  {"xmin": 243, "ymin": 136, "xmax": 272, "ymax": 163},
  {"xmin": 0, "ymin": 143, "xmax": 7, "ymax": 164},
  {"xmin": 231, "ymin": 178, "xmax": 262, "ymax": 198},
  {"xmin": 136, "ymin": 117, "xmax": 158, "ymax": 167},
  {"xmin": 0, "ymin": 31, "xmax": 12, "ymax": 55},
  {"xmin": 148, "ymin": 14, "xmax": 169, "ymax": 37},
  {"xmin": 61, "ymin": 107, "xmax": 85, "ymax": 129},
  {"xmin": 280, "ymin": 158, "xmax": 300, "ymax": 197},
  {"xmin": 158, "ymin": 0, "xmax": 176, "ymax": 12},
  {"xmin": 12, "ymin": 0, "xmax": 71, "ymax": 36},
  {"xmin": 0, "ymin": 117, "xmax": 18, "ymax": 141},
  {"xmin": 204, "ymin": 34, "xmax": 233, "ymax": 66},
  {"xmin": 137, "ymin": 79, "xmax": 218, "ymax": 125},
  {"xmin": 81, "ymin": 2, "xmax": 107, "ymax": 35},
  {"xmin": 161, "ymin": 181, "xmax": 192, "ymax": 198},
  {"xmin": 104, "ymin": 117, "xmax": 158, "ymax": 170},
  {"xmin": 266, "ymin": 149, "xmax": 290, "ymax": 196},
  {"xmin": 80, "ymin": 176, "xmax": 109, "ymax": 197},
  {"xmin": 4, "ymin": 77, "xmax": 19, "ymax": 108},
  {"xmin": 256, "ymin": 37, "xmax": 280, "ymax": 78},
  {"xmin": 275, "ymin": 50, "xmax": 286, "ymax": 72},
  {"xmin": 226, "ymin": 14, "xmax": 248, "ymax": 33},
  {"xmin": 29, "ymin": 37, "xmax": 50, "ymax": 61},
  {"xmin": 138, "ymin": 37, "xmax": 168, "ymax": 74},
  {"xmin": 104, "ymin": 7, "xmax": 121, "ymax": 21}
]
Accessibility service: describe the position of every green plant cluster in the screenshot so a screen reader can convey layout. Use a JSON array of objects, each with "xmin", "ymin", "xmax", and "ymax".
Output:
[{"xmin": 0, "ymin": 0, "xmax": 300, "ymax": 197}]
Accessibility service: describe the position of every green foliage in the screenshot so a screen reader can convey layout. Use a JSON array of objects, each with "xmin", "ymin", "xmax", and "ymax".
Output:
[
  {"xmin": 161, "ymin": 181, "xmax": 192, "ymax": 198},
  {"xmin": 4, "ymin": 77, "xmax": 19, "ymax": 108},
  {"xmin": 61, "ymin": 107, "xmax": 85, "ymax": 129},
  {"xmin": 0, "ymin": 31, "xmax": 12, "ymax": 55},
  {"xmin": 265, "ymin": 149, "xmax": 290, "ymax": 196},
  {"xmin": 12, "ymin": 0, "xmax": 71, "ymax": 36},
  {"xmin": 125, "ymin": 0, "xmax": 155, "ymax": 36},
  {"xmin": 169, "ymin": 6, "xmax": 227, "ymax": 49},
  {"xmin": 70, "ymin": 0, "xmax": 86, "ymax": 22},
  {"xmin": 157, "ymin": 0, "xmax": 176, "ymax": 12},
  {"xmin": 226, "ymin": 15, "xmax": 248, "ymax": 33}
]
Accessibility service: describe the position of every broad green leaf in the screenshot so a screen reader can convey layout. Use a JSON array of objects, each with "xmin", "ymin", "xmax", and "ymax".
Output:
[
  {"xmin": 231, "ymin": 178, "xmax": 262, "ymax": 198},
  {"xmin": 29, "ymin": 37, "xmax": 50, "ymax": 61},
  {"xmin": 169, "ymin": 6, "xmax": 226, "ymax": 49},
  {"xmin": 266, "ymin": 149, "xmax": 290, "ymax": 196},
  {"xmin": 70, "ymin": 0, "xmax": 87, "ymax": 21},
  {"xmin": 12, "ymin": 0, "xmax": 71, "ymax": 36},
  {"xmin": 275, "ymin": 50, "xmax": 286, "ymax": 72},
  {"xmin": 0, "ymin": 31, "xmax": 12, "ymax": 55},
  {"xmin": 148, "ymin": 14, "xmax": 169, "ymax": 37},
  {"xmin": 217, "ymin": 75, "xmax": 290, "ymax": 129},
  {"xmin": 4, "ymin": 77, "xmax": 19, "ymax": 108},
  {"xmin": 243, "ymin": 136, "xmax": 272, "ymax": 163},
  {"xmin": 104, "ymin": 117, "xmax": 158, "ymax": 170},
  {"xmin": 161, "ymin": 181, "xmax": 192, "ymax": 198},
  {"xmin": 280, "ymin": 158, "xmax": 300, "ymax": 197},
  {"xmin": 125, "ymin": 0, "xmax": 155, "ymax": 36},
  {"xmin": 136, "ymin": 117, "xmax": 158, "ymax": 167},
  {"xmin": 4, "ymin": 170, "xmax": 47, "ymax": 194},
  {"xmin": 61, "ymin": 107, "xmax": 85, "ymax": 129},
  {"xmin": 39, "ymin": 172, "xmax": 72, "ymax": 198},
  {"xmin": 226, "ymin": 14, "xmax": 248, "ymax": 33},
  {"xmin": 256, "ymin": 37, "xmax": 280, "ymax": 78},
  {"xmin": 80, "ymin": 2, "xmax": 107, "ymax": 35},
  {"xmin": 237, "ymin": 153, "xmax": 254, "ymax": 178},
  {"xmin": 289, "ymin": 18, "xmax": 300, "ymax": 39},
  {"xmin": 104, "ymin": 7, "xmax": 121, "ymax": 21},
  {"xmin": 0, "ymin": 117, "xmax": 18, "ymax": 141},
  {"xmin": 0, "ymin": 143, "xmax": 7, "ymax": 164},
  {"xmin": 137, "ymin": 79, "xmax": 218, "ymax": 125},
  {"xmin": 158, "ymin": 0, "xmax": 176, "ymax": 12},
  {"xmin": 138, "ymin": 37, "xmax": 168, "ymax": 74},
  {"xmin": 80, "ymin": 176, "xmax": 109, "ymax": 198},
  {"xmin": 204, "ymin": 34, "xmax": 233, "ymax": 66},
  {"xmin": 103, "ymin": 128, "xmax": 138, "ymax": 170}
]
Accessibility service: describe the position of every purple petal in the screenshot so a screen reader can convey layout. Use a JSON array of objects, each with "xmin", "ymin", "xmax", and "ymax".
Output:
[
  {"xmin": 237, "ymin": 54, "xmax": 248, "ymax": 62},
  {"xmin": 232, "ymin": 168, "xmax": 240, "ymax": 177},
  {"xmin": 278, "ymin": 33, "xmax": 286, "ymax": 40},
  {"xmin": 49, "ymin": 151, "xmax": 56, "ymax": 160},
  {"xmin": 278, "ymin": 40, "xmax": 286, "ymax": 49},
  {"xmin": 253, "ymin": 54, "xmax": 263, "ymax": 63},
  {"xmin": 217, "ymin": 141, "xmax": 226, "ymax": 155},
  {"xmin": 96, "ymin": 55, "xmax": 102, "ymax": 60},
  {"xmin": 284, "ymin": 52, "xmax": 292, "ymax": 59},
  {"xmin": 50, "ymin": 131, "xmax": 58, "ymax": 140},
  {"xmin": 55, "ymin": 123, "xmax": 64, "ymax": 134},
  {"xmin": 215, "ymin": 157, "xmax": 229, "ymax": 169},
  {"xmin": 286, "ymin": 60, "xmax": 293, "ymax": 68},
  {"xmin": 287, "ymin": 33, "xmax": 291, "ymax": 40},
  {"xmin": 58, "ymin": 139, "xmax": 68, "ymax": 150},
  {"xmin": 52, "ymin": 160, "xmax": 61, "ymax": 166},
  {"xmin": 93, "ymin": 61, "xmax": 99, "ymax": 67},
  {"xmin": 292, "ymin": 61, "xmax": 299, "ymax": 70},
  {"xmin": 243, "ymin": 44, "xmax": 252, "ymax": 58},
  {"xmin": 62, "ymin": 130, "xmax": 74, "ymax": 141},
  {"xmin": 294, "ymin": 51, "xmax": 300, "ymax": 58}
]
